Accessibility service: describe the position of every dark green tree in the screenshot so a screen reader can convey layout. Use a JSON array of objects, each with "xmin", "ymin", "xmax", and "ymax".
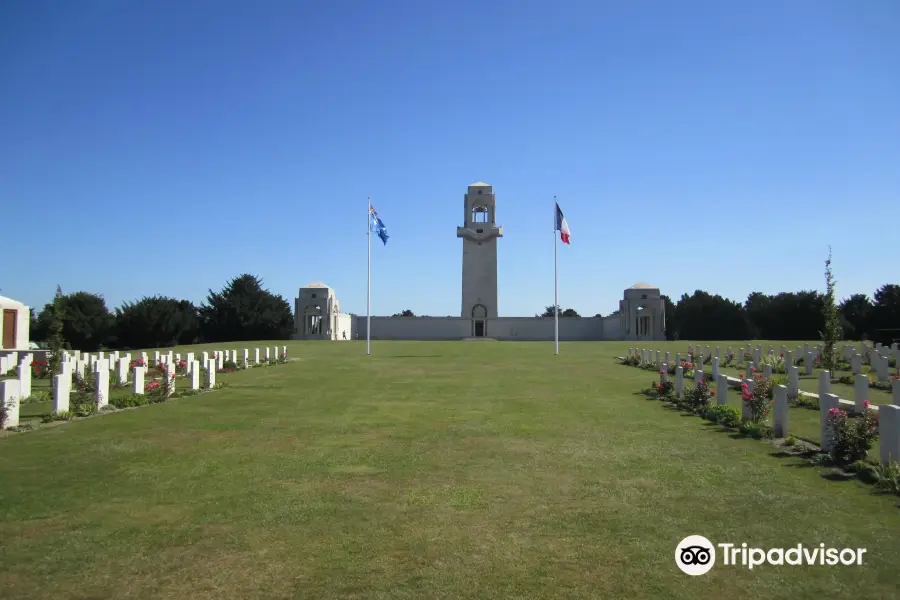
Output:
[
  {"xmin": 45, "ymin": 286, "xmax": 67, "ymax": 374},
  {"xmin": 35, "ymin": 290, "xmax": 112, "ymax": 351},
  {"xmin": 838, "ymin": 293, "xmax": 873, "ymax": 340},
  {"xmin": 672, "ymin": 290, "xmax": 753, "ymax": 340},
  {"xmin": 199, "ymin": 274, "xmax": 293, "ymax": 342},
  {"xmin": 870, "ymin": 284, "xmax": 900, "ymax": 344},
  {"xmin": 115, "ymin": 296, "xmax": 200, "ymax": 349},
  {"xmin": 392, "ymin": 309, "xmax": 415, "ymax": 317},
  {"xmin": 539, "ymin": 305, "xmax": 579, "ymax": 317}
]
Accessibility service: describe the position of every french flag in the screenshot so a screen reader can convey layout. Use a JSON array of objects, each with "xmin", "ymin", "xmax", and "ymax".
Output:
[{"xmin": 555, "ymin": 202, "xmax": 571, "ymax": 244}]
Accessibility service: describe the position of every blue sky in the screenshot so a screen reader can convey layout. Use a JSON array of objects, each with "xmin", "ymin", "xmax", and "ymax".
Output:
[{"xmin": 2, "ymin": 0, "xmax": 898, "ymax": 318}]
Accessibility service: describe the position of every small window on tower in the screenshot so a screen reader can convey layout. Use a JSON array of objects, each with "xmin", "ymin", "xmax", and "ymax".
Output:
[
  {"xmin": 641, "ymin": 294, "xmax": 647, "ymax": 300},
  {"xmin": 311, "ymin": 293, "xmax": 317, "ymax": 298},
  {"xmin": 472, "ymin": 205, "xmax": 488, "ymax": 223}
]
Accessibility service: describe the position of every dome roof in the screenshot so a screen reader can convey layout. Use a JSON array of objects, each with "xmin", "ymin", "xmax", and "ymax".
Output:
[
  {"xmin": 304, "ymin": 282, "xmax": 330, "ymax": 289},
  {"xmin": 469, "ymin": 181, "xmax": 491, "ymax": 187},
  {"xmin": 628, "ymin": 282, "xmax": 657, "ymax": 289}
]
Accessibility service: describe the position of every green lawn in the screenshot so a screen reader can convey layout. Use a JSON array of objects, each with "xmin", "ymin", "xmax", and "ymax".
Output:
[{"xmin": 1, "ymin": 340, "xmax": 899, "ymax": 600}]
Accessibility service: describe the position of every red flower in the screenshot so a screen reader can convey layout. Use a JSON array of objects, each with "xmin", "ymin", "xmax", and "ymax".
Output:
[
  {"xmin": 780, "ymin": 353, "xmax": 784, "ymax": 358},
  {"xmin": 711, "ymin": 390, "xmax": 717, "ymax": 396}
]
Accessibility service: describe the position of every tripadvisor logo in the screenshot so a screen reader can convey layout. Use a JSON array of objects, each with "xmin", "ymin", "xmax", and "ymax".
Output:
[{"xmin": 675, "ymin": 535, "xmax": 867, "ymax": 575}]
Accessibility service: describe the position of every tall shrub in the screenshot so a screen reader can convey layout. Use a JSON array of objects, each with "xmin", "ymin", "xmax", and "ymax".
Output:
[{"xmin": 820, "ymin": 247, "xmax": 841, "ymax": 373}]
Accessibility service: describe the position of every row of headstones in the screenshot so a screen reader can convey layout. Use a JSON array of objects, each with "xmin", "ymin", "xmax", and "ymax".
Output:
[
  {"xmin": 659, "ymin": 364, "xmax": 900, "ymax": 465},
  {"xmin": 841, "ymin": 342, "xmax": 898, "ymax": 381},
  {"xmin": 0, "ymin": 346, "xmax": 288, "ymax": 429},
  {"xmin": 632, "ymin": 346, "xmax": 892, "ymax": 408},
  {"xmin": 630, "ymin": 341, "xmax": 899, "ymax": 382}
]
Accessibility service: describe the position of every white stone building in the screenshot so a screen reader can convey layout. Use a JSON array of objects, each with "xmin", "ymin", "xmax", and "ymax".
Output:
[
  {"xmin": 0, "ymin": 295, "xmax": 30, "ymax": 350},
  {"xmin": 292, "ymin": 183, "xmax": 666, "ymax": 342}
]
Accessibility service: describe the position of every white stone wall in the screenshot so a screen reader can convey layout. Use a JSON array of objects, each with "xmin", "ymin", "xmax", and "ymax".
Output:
[
  {"xmin": 352, "ymin": 315, "xmax": 625, "ymax": 341},
  {"xmin": 357, "ymin": 317, "xmax": 471, "ymax": 340},
  {"xmin": 334, "ymin": 313, "xmax": 353, "ymax": 341}
]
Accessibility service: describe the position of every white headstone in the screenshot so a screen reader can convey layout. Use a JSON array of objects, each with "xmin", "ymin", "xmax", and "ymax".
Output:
[
  {"xmin": 694, "ymin": 369, "xmax": 703, "ymax": 384},
  {"xmin": 763, "ymin": 364, "xmax": 773, "ymax": 379},
  {"xmin": 879, "ymin": 403, "xmax": 900, "ymax": 465},
  {"xmin": 272, "ymin": 346, "xmax": 278, "ymax": 361},
  {"xmin": 853, "ymin": 374, "xmax": 869, "ymax": 413},
  {"xmin": 243, "ymin": 348, "xmax": 249, "ymax": 367},
  {"xmin": 712, "ymin": 357, "xmax": 719, "ymax": 379},
  {"xmin": 876, "ymin": 354, "xmax": 890, "ymax": 382},
  {"xmin": 675, "ymin": 366, "xmax": 684, "ymax": 398},
  {"xmin": 95, "ymin": 368, "xmax": 109, "ymax": 408},
  {"xmin": 818, "ymin": 370, "xmax": 831, "ymax": 398},
  {"xmin": 217, "ymin": 351, "xmax": 224, "ymax": 370},
  {"xmin": 787, "ymin": 365, "xmax": 799, "ymax": 397},
  {"xmin": 191, "ymin": 360, "xmax": 200, "ymax": 389},
  {"xmin": 805, "ymin": 352, "xmax": 814, "ymax": 375},
  {"xmin": 52, "ymin": 374, "xmax": 71, "ymax": 414},
  {"xmin": 165, "ymin": 363, "xmax": 175, "ymax": 397},
  {"xmin": 206, "ymin": 359, "xmax": 216, "ymax": 388},
  {"xmin": 773, "ymin": 385, "xmax": 788, "ymax": 437},
  {"xmin": 254, "ymin": 348, "xmax": 260, "ymax": 364},
  {"xmin": 17, "ymin": 363, "xmax": 32, "ymax": 399},
  {"xmin": 117, "ymin": 357, "xmax": 129, "ymax": 384},
  {"xmin": 1, "ymin": 380, "xmax": 21, "ymax": 428},
  {"xmin": 281, "ymin": 345, "xmax": 287, "ymax": 358},
  {"xmin": 716, "ymin": 374, "xmax": 727, "ymax": 406},
  {"xmin": 265, "ymin": 347, "xmax": 271, "ymax": 362},
  {"xmin": 132, "ymin": 366, "xmax": 145, "ymax": 394}
]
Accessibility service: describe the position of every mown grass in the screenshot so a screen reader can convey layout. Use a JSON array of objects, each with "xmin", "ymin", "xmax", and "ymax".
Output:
[{"xmin": 1, "ymin": 340, "xmax": 898, "ymax": 600}]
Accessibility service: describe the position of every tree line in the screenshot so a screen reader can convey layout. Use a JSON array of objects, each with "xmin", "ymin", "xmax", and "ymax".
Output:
[
  {"xmin": 662, "ymin": 283, "xmax": 899, "ymax": 343},
  {"xmin": 30, "ymin": 274, "xmax": 293, "ymax": 351}
]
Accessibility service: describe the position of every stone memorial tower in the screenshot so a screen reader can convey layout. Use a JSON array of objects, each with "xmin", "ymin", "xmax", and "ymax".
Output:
[{"xmin": 456, "ymin": 182, "xmax": 503, "ymax": 337}]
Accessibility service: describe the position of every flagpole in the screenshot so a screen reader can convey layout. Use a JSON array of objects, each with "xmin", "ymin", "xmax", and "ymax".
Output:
[
  {"xmin": 554, "ymin": 196, "xmax": 559, "ymax": 355},
  {"xmin": 366, "ymin": 197, "xmax": 372, "ymax": 356}
]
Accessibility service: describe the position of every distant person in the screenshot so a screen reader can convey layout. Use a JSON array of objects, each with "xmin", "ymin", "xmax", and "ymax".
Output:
[{"xmin": 342, "ymin": 331, "xmax": 347, "ymax": 340}]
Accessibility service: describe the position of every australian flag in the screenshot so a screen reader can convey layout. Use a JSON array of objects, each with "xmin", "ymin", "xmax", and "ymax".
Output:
[{"xmin": 369, "ymin": 204, "xmax": 389, "ymax": 245}]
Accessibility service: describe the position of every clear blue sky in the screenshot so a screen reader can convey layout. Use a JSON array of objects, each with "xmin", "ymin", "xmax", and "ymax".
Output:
[{"xmin": 2, "ymin": 1, "xmax": 898, "ymax": 318}]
